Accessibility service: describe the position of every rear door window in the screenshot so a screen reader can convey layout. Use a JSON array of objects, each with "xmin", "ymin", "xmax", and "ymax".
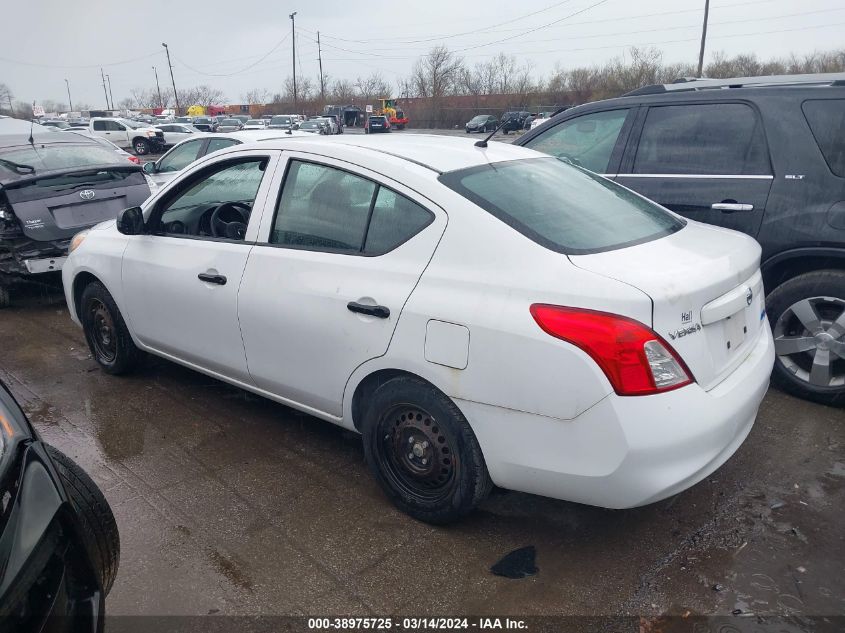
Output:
[
  {"xmin": 633, "ymin": 103, "xmax": 770, "ymax": 175},
  {"xmin": 523, "ymin": 109, "xmax": 629, "ymax": 174},
  {"xmin": 271, "ymin": 161, "xmax": 376, "ymax": 252},
  {"xmin": 270, "ymin": 160, "xmax": 434, "ymax": 255},
  {"xmin": 802, "ymin": 99, "xmax": 845, "ymax": 177},
  {"xmin": 364, "ymin": 188, "xmax": 433, "ymax": 255}
]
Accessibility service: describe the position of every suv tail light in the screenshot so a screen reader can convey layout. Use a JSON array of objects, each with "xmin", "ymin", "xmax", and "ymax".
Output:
[{"xmin": 530, "ymin": 304, "xmax": 693, "ymax": 396}]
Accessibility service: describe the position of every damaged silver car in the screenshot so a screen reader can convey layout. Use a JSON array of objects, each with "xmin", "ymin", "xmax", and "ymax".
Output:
[{"xmin": 0, "ymin": 121, "xmax": 151, "ymax": 307}]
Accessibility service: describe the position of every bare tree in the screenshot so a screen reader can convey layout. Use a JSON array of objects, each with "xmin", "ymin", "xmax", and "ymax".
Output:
[
  {"xmin": 242, "ymin": 88, "xmax": 270, "ymax": 104},
  {"xmin": 410, "ymin": 45, "xmax": 464, "ymax": 127},
  {"xmin": 175, "ymin": 85, "xmax": 225, "ymax": 109},
  {"xmin": 0, "ymin": 83, "xmax": 13, "ymax": 113},
  {"xmin": 355, "ymin": 73, "xmax": 391, "ymax": 101},
  {"xmin": 329, "ymin": 78, "xmax": 356, "ymax": 102}
]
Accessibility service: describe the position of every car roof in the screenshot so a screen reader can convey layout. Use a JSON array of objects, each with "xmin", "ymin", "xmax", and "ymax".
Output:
[{"xmin": 236, "ymin": 133, "xmax": 545, "ymax": 174}]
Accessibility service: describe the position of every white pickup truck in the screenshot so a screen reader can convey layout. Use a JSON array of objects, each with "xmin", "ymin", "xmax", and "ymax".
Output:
[{"xmin": 88, "ymin": 117, "xmax": 166, "ymax": 155}]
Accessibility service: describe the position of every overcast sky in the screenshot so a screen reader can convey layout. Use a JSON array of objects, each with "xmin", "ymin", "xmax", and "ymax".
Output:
[{"xmin": 2, "ymin": 0, "xmax": 844, "ymax": 107}]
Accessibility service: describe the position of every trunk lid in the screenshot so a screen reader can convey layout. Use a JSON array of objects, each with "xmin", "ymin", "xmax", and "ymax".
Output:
[
  {"xmin": 4, "ymin": 167, "xmax": 150, "ymax": 241},
  {"xmin": 569, "ymin": 221, "xmax": 765, "ymax": 391}
]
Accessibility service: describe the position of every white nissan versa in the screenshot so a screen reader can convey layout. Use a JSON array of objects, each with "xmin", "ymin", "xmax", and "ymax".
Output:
[{"xmin": 61, "ymin": 135, "xmax": 775, "ymax": 523}]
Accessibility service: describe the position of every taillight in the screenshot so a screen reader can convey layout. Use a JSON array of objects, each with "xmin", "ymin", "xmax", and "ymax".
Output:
[
  {"xmin": 530, "ymin": 304, "xmax": 693, "ymax": 396},
  {"xmin": 127, "ymin": 155, "xmax": 140, "ymax": 164}
]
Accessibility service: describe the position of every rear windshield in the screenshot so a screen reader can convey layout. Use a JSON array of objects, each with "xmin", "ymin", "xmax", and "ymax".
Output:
[
  {"xmin": 802, "ymin": 99, "xmax": 845, "ymax": 177},
  {"xmin": 0, "ymin": 143, "xmax": 123, "ymax": 182},
  {"xmin": 439, "ymin": 157, "xmax": 685, "ymax": 255}
]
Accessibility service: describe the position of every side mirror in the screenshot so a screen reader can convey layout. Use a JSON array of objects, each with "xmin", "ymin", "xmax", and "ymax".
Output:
[
  {"xmin": 142, "ymin": 161, "xmax": 156, "ymax": 174},
  {"xmin": 116, "ymin": 206, "xmax": 145, "ymax": 235}
]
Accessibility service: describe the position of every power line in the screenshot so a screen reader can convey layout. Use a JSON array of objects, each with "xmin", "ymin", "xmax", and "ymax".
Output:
[
  {"xmin": 174, "ymin": 31, "xmax": 291, "ymax": 77},
  {"xmin": 321, "ymin": 6, "xmax": 843, "ymax": 54},
  {"xmin": 313, "ymin": 0, "xmax": 776, "ymax": 45},
  {"xmin": 1, "ymin": 50, "xmax": 161, "ymax": 69},
  {"xmin": 322, "ymin": 19, "xmax": 845, "ymax": 62},
  {"xmin": 304, "ymin": 0, "xmax": 578, "ymax": 45}
]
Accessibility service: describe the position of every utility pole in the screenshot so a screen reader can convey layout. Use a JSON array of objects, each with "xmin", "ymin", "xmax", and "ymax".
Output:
[
  {"xmin": 696, "ymin": 0, "xmax": 710, "ymax": 78},
  {"xmin": 162, "ymin": 42, "xmax": 180, "ymax": 115},
  {"xmin": 290, "ymin": 12, "xmax": 298, "ymax": 113},
  {"xmin": 100, "ymin": 68, "xmax": 110, "ymax": 110},
  {"xmin": 64, "ymin": 79, "xmax": 73, "ymax": 112},
  {"xmin": 152, "ymin": 67, "xmax": 164, "ymax": 109},
  {"xmin": 106, "ymin": 74, "xmax": 115, "ymax": 110},
  {"xmin": 317, "ymin": 30, "xmax": 325, "ymax": 103}
]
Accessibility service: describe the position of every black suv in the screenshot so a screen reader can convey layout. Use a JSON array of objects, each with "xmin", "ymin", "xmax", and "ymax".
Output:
[
  {"xmin": 517, "ymin": 73, "xmax": 845, "ymax": 406},
  {"xmin": 500, "ymin": 111, "xmax": 532, "ymax": 134}
]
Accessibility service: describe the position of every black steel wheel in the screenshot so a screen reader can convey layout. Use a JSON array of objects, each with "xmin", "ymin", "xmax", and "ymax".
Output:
[
  {"xmin": 88, "ymin": 298, "xmax": 117, "ymax": 364},
  {"xmin": 80, "ymin": 281, "xmax": 141, "ymax": 375},
  {"xmin": 375, "ymin": 404, "xmax": 458, "ymax": 504},
  {"xmin": 362, "ymin": 376, "xmax": 492, "ymax": 524}
]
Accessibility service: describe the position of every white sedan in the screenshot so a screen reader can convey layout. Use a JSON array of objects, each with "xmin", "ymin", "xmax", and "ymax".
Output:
[
  {"xmin": 155, "ymin": 123, "xmax": 204, "ymax": 147},
  {"xmin": 62, "ymin": 135, "xmax": 774, "ymax": 523}
]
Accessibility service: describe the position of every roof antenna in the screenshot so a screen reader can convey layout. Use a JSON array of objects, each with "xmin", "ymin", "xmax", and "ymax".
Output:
[{"xmin": 474, "ymin": 117, "xmax": 507, "ymax": 148}]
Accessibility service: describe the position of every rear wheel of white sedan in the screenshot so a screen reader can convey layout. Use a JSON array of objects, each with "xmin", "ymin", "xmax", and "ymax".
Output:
[
  {"xmin": 362, "ymin": 376, "xmax": 492, "ymax": 524},
  {"xmin": 80, "ymin": 281, "xmax": 141, "ymax": 375}
]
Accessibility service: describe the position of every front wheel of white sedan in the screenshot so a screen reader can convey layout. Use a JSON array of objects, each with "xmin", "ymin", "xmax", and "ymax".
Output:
[
  {"xmin": 362, "ymin": 376, "xmax": 492, "ymax": 524},
  {"xmin": 80, "ymin": 281, "xmax": 141, "ymax": 375}
]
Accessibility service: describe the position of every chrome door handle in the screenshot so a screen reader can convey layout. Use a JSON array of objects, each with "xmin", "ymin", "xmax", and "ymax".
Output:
[{"xmin": 711, "ymin": 203, "xmax": 754, "ymax": 212}]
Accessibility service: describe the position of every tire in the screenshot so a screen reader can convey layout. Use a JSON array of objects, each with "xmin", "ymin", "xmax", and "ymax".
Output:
[
  {"xmin": 80, "ymin": 281, "xmax": 141, "ymax": 375},
  {"xmin": 46, "ymin": 445, "xmax": 120, "ymax": 595},
  {"xmin": 361, "ymin": 376, "xmax": 492, "ymax": 524},
  {"xmin": 0, "ymin": 286, "xmax": 9, "ymax": 309},
  {"xmin": 133, "ymin": 138, "xmax": 150, "ymax": 155},
  {"xmin": 767, "ymin": 269, "xmax": 845, "ymax": 406}
]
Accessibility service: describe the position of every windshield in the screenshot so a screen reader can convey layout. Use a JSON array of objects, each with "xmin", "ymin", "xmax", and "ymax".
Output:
[
  {"xmin": 246, "ymin": 120, "xmax": 263, "ymax": 125},
  {"xmin": 439, "ymin": 157, "xmax": 685, "ymax": 255},
  {"xmin": 271, "ymin": 117, "xmax": 291, "ymax": 124},
  {"xmin": 221, "ymin": 119, "xmax": 239, "ymax": 125},
  {"xmin": 470, "ymin": 116, "xmax": 486, "ymax": 122},
  {"xmin": 0, "ymin": 142, "xmax": 125, "ymax": 182}
]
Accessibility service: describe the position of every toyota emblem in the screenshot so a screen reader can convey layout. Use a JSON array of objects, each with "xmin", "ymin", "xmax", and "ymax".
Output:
[
  {"xmin": 79, "ymin": 189, "xmax": 96, "ymax": 201},
  {"xmin": 746, "ymin": 287, "xmax": 753, "ymax": 306}
]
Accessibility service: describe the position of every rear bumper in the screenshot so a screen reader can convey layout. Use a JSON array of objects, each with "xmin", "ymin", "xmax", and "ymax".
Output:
[
  {"xmin": 1, "ymin": 238, "xmax": 70, "ymax": 282},
  {"xmin": 458, "ymin": 321, "xmax": 775, "ymax": 508}
]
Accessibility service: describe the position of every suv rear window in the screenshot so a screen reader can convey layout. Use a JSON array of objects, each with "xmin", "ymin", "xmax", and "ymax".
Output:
[
  {"xmin": 439, "ymin": 157, "xmax": 684, "ymax": 255},
  {"xmin": 802, "ymin": 100, "xmax": 845, "ymax": 177},
  {"xmin": 633, "ymin": 103, "xmax": 770, "ymax": 175}
]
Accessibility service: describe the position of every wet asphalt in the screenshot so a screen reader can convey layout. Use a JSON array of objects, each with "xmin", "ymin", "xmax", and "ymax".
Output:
[{"xmin": 0, "ymin": 288, "xmax": 842, "ymax": 621}]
